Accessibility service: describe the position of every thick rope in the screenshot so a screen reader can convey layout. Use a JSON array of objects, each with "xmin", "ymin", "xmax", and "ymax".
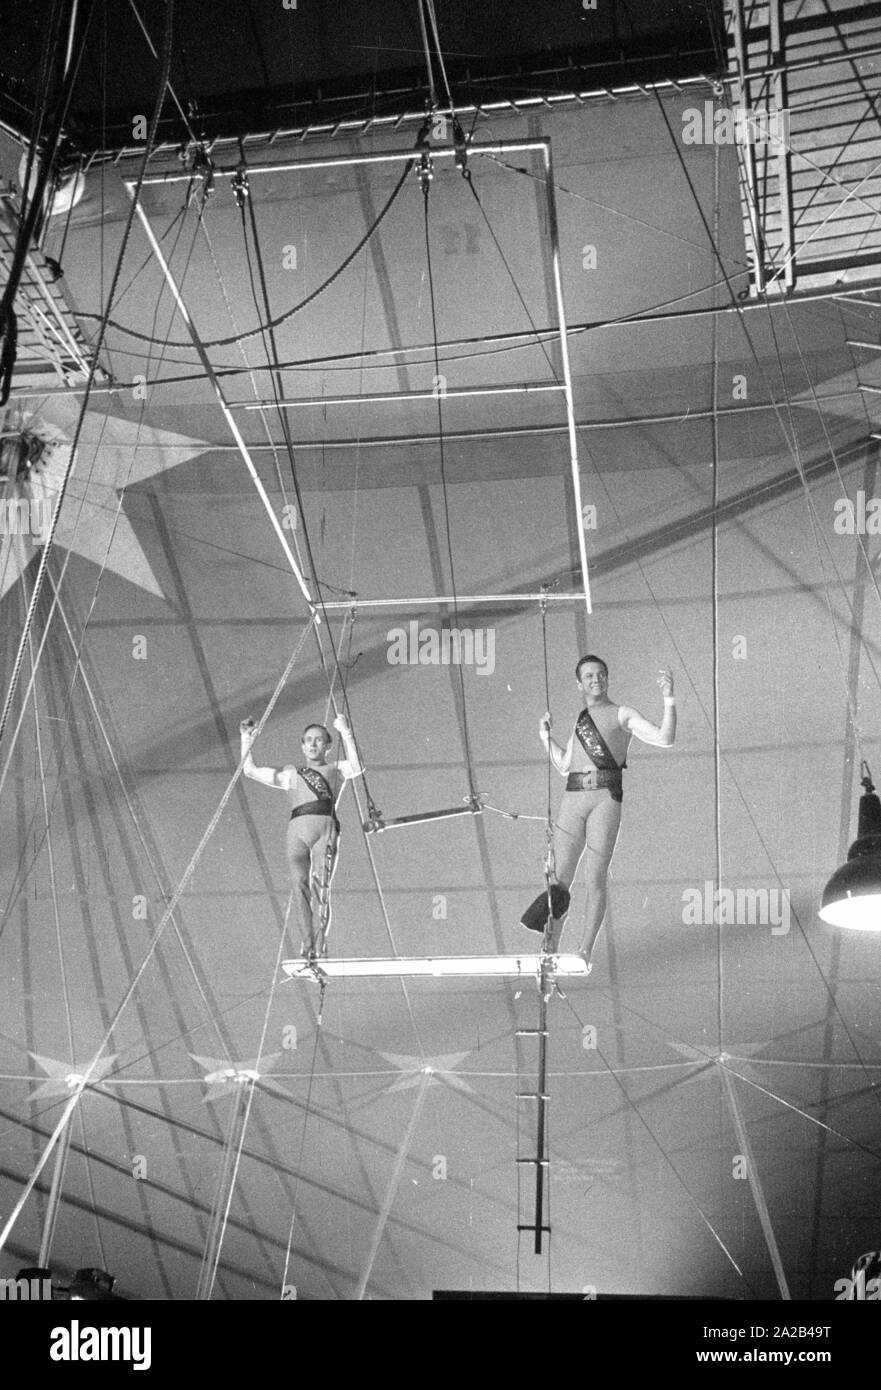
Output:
[
  {"xmin": 77, "ymin": 160, "xmax": 414, "ymax": 350},
  {"xmin": 422, "ymin": 174, "xmax": 478, "ymax": 804}
]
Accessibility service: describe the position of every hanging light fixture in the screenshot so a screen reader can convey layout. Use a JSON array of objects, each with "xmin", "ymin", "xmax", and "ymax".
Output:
[{"xmin": 819, "ymin": 763, "xmax": 881, "ymax": 930}]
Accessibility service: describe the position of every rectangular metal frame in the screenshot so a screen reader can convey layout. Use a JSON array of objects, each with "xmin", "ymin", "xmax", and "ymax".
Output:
[{"xmin": 128, "ymin": 138, "xmax": 592, "ymax": 613}]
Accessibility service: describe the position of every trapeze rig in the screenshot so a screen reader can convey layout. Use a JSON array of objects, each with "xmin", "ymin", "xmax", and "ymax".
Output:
[{"xmin": 124, "ymin": 126, "xmax": 593, "ymax": 1262}]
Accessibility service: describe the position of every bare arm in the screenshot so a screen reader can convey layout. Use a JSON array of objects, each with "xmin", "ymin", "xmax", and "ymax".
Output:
[
  {"xmin": 239, "ymin": 720, "xmax": 290, "ymax": 789},
  {"xmin": 332, "ymin": 713, "xmax": 363, "ymax": 778},
  {"xmin": 539, "ymin": 712, "xmax": 574, "ymax": 776},
  {"xmin": 619, "ymin": 668, "xmax": 677, "ymax": 748}
]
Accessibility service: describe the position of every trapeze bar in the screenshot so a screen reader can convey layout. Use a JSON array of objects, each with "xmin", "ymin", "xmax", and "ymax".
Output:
[
  {"xmin": 240, "ymin": 383, "xmax": 565, "ymax": 410},
  {"xmin": 281, "ymin": 954, "xmax": 590, "ymax": 980},
  {"xmin": 314, "ymin": 593, "xmax": 584, "ymax": 609},
  {"xmin": 363, "ymin": 804, "xmax": 482, "ymax": 833}
]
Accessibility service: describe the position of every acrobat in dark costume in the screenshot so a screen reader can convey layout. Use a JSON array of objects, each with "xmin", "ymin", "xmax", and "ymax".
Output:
[
  {"xmin": 241, "ymin": 716, "xmax": 362, "ymax": 957},
  {"xmin": 521, "ymin": 656, "xmax": 676, "ymax": 964}
]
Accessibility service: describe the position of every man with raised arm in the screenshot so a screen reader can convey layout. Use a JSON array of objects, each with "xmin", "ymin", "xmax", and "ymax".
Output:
[
  {"xmin": 520, "ymin": 656, "xmax": 676, "ymax": 967},
  {"xmin": 240, "ymin": 714, "xmax": 362, "ymax": 959}
]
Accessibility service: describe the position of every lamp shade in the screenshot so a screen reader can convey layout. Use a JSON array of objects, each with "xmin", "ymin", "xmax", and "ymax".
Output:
[{"xmin": 819, "ymin": 787, "xmax": 881, "ymax": 930}]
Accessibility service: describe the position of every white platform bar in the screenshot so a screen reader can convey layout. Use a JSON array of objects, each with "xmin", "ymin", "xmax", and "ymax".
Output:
[
  {"xmin": 281, "ymin": 954, "xmax": 589, "ymax": 980},
  {"xmin": 315, "ymin": 593, "xmax": 584, "ymax": 609}
]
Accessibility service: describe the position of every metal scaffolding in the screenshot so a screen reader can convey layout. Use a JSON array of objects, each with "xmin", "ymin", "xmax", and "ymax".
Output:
[
  {"xmin": 0, "ymin": 188, "xmax": 107, "ymax": 392},
  {"xmin": 725, "ymin": 0, "xmax": 881, "ymax": 294}
]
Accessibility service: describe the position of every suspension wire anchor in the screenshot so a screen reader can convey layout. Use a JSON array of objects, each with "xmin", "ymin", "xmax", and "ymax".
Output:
[
  {"xmin": 231, "ymin": 164, "xmax": 249, "ymax": 210},
  {"xmin": 538, "ymin": 944, "xmax": 566, "ymax": 1003},
  {"xmin": 316, "ymin": 974, "xmax": 327, "ymax": 1024},
  {"xmin": 363, "ymin": 776, "xmax": 385, "ymax": 833},
  {"xmin": 417, "ymin": 148, "xmax": 434, "ymax": 193},
  {"xmin": 452, "ymin": 117, "xmax": 470, "ymax": 177},
  {"xmin": 414, "ymin": 114, "xmax": 435, "ymax": 193},
  {"xmin": 294, "ymin": 954, "xmax": 328, "ymax": 988},
  {"xmin": 178, "ymin": 141, "xmax": 215, "ymax": 200}
]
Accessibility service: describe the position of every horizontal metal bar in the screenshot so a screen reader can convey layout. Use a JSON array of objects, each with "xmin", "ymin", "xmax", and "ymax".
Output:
[
  {"xmin": 515, "ymin": 1029, "xmax": 549, "ymax": 1037},
  {"xmin": 240, "ymin": 382, "xmax": 565, "ymax": 411},
  {"xmin": 848, "ymin": 341, "xmax": 881, "ymax": 352},
  {"xmin": 317, "ymin": 593, "xmax": 584, "ymax": 609},
  {"xmin": 281, "ymin": 955, "xmax": 590, "ymax": 980},
  {"xmin": 136, "ymin": 138, "xmax": 550, "ymax": 188},
  {"xmin": 278, "ymin": 390, "xmax": 869, "ymax": 447},
  {"xmin": 516, "ymin": 1158, "xmax": 550, "ymax": 1166},
  {"xmin": 516, "ymin": 1224, "xmax": 551, "ymax": 1233},
  {"xmin": 515, "ymin": 1093, "xmax": 550, "ymax": 1100},
  {"xmin": 364, "ymin": 804, "xmax": 482, "ymax": 833},
  {"xmin": 858, "ymin": 383, "xmax": 881, "ymax": 394}
]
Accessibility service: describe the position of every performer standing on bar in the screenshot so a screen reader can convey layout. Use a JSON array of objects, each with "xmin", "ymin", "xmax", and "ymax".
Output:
[
  {"xmin": 520, "ymin": 656, "xmax": 676, "ymax": 965},
  {"xmin": 240, "ymin": 715, "xmax": 362, "ymax": 958}
]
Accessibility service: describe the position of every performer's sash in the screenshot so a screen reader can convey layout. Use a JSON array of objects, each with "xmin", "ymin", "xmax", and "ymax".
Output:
[
  {"xmin": 297, "ymin": 765, "xmax": 335, "ymax": 803},
  {"xmin": 574, "ymin": 708, "xmax": 625, "ymax": 802}
]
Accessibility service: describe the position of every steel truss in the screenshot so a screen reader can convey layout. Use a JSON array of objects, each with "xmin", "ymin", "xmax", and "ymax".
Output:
[{"xmin": 726, "ymin": 0, "xmax": 881, "ymax": 294}]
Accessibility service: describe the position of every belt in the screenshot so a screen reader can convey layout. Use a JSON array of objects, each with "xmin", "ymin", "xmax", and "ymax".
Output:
[
  {"xmin": 290, "ymin": 800, "xmax": 339, "ymax": 829},
  {"xmin": 565, "ymin": 769, "xmax": 622, "ymax": 795}
]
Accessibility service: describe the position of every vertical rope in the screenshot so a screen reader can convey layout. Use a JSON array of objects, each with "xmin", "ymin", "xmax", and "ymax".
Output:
[
  {"xmin": 710, "ymin": 141, "xmax": 724, "ymax": 1059},
  {"xmin": 539, "ymin": 592, "xmax": 557, "ymax": 928},
  {"xmin": 422, "ymin": 179, "xmax": 479, "ymax": 805},
  {"xmin": 416, "ymin": 0, "xmax": 438, "ymax": 110}
]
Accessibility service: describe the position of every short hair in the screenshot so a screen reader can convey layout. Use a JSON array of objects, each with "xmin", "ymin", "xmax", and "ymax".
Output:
[
  {"xmin": 302, "ymin": 723, "xmax": 332, "ymax": 744},
  {"xmin": 575, "ymin": 654, "xmax": 608, "ymax": 681}
]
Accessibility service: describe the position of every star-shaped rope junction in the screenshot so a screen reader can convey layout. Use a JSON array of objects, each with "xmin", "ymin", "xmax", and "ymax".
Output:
[
  {"xmin": 661, "ymin": 1038, "xmax": 782, "ymax": 1095},
  {"xmin": 378, "ymin": 1052, "xmax": 473, "ymax": 1095},
  {"xmin": 190, "ymin": 1054, "xmax": 288, "ymax": 1104},
  {"xmin": 29, "ymin": 1052, "xmax": 119, "ymax": 1101},
  {"xmin": 1, "ymin": 404, "xmax": 208, "ymax": 600}
]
